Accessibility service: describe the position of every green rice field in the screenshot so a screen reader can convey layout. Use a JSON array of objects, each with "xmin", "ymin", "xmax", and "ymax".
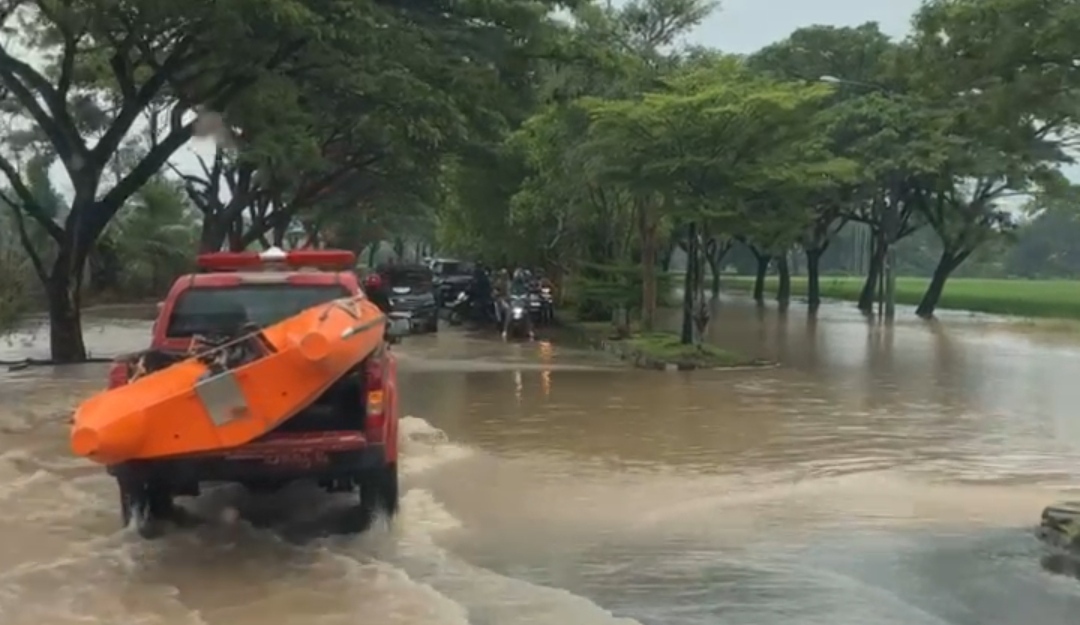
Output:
[{"xmin": 720, "ymin": 276, "xmax": 1080, "ymax": 320}]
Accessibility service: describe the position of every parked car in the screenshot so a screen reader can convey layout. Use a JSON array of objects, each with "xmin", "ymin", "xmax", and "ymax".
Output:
[
  {"xmin": 429, "ymin": 258, "xmax": 475, "ymax": 306},
  {"xmin": 104, "ymin": 248, "xmax": 403, "ymax": 538},
  {"xmin": 380, "ymin": 263, "xmax": 439, "ymax": 333}
]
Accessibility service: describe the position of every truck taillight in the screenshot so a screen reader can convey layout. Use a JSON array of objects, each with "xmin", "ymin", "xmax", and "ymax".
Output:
[
  {"xmin": 364, "ymin": 357, "xmax": 386, "ymax": 442},
  {"xmin": 107, "ymin": 362, "xmax": 129, "ymax": 389}
]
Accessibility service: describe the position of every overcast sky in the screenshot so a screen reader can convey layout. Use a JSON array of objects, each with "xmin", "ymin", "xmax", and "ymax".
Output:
[{"xmin": 687, "ymin": 0, "xmax": 920, "ymax": 52}]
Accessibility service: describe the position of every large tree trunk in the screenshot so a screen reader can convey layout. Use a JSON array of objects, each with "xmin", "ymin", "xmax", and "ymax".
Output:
[
  {"xmin": 857, "ymin": 237, "xmax": 884, "ymax": 313},
  {"xmin": 273, "ymin": 220, "xmax": 289, "ymax": 247},
  {"xmin": 752, "ymin": 254, "xmax": 769, "ymax": 303},
  {"xmin": 680, "ymin": 222, "xmax": 697, "ymax": 344},
  {"xmin": 776, "ymin": 254, "xmax": 791, "ymax": 307},
  {"xmin": 706, "ymin": 251, "xmax": 720, "ymax": 298},
  {"xmin": 916, "ymin": 250, "xmax": 970, "ymax": 318},
  {"xmin": 199, "ymin": 217, "xmax": 229, "ymax": 253},
  {"xmin": 227, "ymin": 218, "xmax": 245, "ymax": 251},
  {"xmin": 806, "ymin": 248, "xmax": 823, "ymax": 312},
  {"xmin": 705, "ymin": 238, "xmax": 730, "ymax": 299},
  {"xmin": 45, "ymin": 249, "xmax": 88, "ymax": 363},
  {"xmin": 638, "ymin": 203, "xmax": 659, "ymax": 331}
]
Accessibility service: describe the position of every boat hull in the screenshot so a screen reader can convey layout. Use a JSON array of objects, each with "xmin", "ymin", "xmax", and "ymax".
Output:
[{"xmin": 71, "ymin": 296, "xmax": 385, "ymax": 465}]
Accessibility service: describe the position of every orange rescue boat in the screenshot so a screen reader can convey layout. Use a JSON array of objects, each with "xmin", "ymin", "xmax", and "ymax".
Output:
[{"xmin": 71, "ymin": 295, "xmax": 386, "ymax": 465}]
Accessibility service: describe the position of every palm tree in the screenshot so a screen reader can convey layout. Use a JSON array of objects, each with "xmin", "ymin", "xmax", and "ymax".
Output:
[{"xmin": 106, "ymin": 177, "xmax": 199, "ymax": 296}]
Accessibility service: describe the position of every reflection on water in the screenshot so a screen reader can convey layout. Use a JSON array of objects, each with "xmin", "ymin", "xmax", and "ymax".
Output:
[{"xmin": 2, "ymin": 297, "xmax": 1080, "ymax": 624}]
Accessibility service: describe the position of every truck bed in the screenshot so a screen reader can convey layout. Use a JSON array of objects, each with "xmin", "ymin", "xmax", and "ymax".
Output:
[
  {"xmin": 117, "ymin": 350, "xmax": 367, "ymax": 435},
  {"xmin": 271, "ymin": 369, "xmax": 366, "ymax": 433}
]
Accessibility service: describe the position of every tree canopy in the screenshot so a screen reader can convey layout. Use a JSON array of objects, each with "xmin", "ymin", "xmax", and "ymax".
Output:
[
  {"xmin": 3, "ymin": 0, "xmax": 1080, "ymax": 356},
  {"xmin": 437, "ymin": 0, "xmax": 1080, "ymax": 339}
]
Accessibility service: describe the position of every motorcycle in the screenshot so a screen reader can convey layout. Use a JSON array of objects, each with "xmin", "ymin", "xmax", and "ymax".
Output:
[
  {"xmin": 448, "ymin": 291, "xmax": 470, "ymax": 326},
  {"xmin": 449, "ymin": 291, "xmax": 497, "ymax": 327},
  {"xmin": 503, "ymin": 294, "xmax": 534, "ymax": 340}
]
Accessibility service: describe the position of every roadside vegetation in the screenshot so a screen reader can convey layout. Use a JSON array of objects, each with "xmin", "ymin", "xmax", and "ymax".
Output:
[
  {"xmin": 554, "ymin": 312, "xmax": 754, "ymax": 369},
  {"xmin": 0, "ymin": 240, "xmax": 30, "ymax": 332},
  {"xmin": 622, "ymin": 333, "xmax": 748, "ymax": 369},
  {"xmin": 1, "ymin": 0, "xmax": 1079, "ymax": 361},
  {"xmin": 720, "ymin": 277, "xmax": 1080, "ymax": 320},
  {"xmin": 435, "ymin": 0, "xmax": 1080, "ymax": 357}
]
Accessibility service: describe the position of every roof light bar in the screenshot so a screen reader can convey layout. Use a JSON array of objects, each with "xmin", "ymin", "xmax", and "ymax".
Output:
[{"xmin": 196, "ymin": 248, "xmax": 357, "ymax": 272}]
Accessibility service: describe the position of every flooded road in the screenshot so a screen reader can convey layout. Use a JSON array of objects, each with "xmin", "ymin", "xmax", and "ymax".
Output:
[{"xmin": 2, "ymin": 297, "xmax": 1080, "ymax": 624}]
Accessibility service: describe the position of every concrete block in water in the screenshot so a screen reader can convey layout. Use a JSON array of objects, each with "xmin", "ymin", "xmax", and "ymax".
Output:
[{"xmin": 1039, "ymin": 501, "xmax": 1080, "ymax": 580}]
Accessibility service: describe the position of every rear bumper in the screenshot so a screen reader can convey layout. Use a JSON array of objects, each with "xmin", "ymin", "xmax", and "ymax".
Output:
[
  {"xmin": 108, "ymin": 432, "xmax": 386, "ymax": 485},
  {"xmin": 437, "ymin": 283, "xmax": 469, "ymax": 304},
  {"xmin": 390, "ymin": 307, "xmax": 437, "ymax": 323}
]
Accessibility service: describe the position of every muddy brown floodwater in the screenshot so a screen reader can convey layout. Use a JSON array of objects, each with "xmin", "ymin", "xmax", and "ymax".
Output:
[{"xmin": 2, "ymin": 296, "xmax": 1080, "ymax": 625}]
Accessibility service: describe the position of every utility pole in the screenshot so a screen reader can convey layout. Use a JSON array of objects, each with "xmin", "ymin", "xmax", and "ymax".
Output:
[
  {"xmin": 885, "ymin": 245, "xmax": 897, "ymax": 318},
  {"xmin": 882, "ymin": 188, "xmax": 899, "ymax": 319}
]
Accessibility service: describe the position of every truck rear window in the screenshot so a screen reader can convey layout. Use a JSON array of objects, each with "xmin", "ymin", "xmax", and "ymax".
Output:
[
  {"xmin": 384, "ymin": 267, "xmax": 433, "ymax": 289},
  {"xmin": 166, "ymin": 285, "xmax": 350, "ymax": 337},
  {"xmin": 433, "ymin": 261, "xmax": 472, "ymax": 276}
]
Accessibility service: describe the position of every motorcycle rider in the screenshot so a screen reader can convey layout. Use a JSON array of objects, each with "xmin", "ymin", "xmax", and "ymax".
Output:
[
  {"xmin": 362, "ymin": 272, "xmax": 392, "ymax": 314},
  {"xmin": 534, "ymin": 270, "xmax": 555, "ymax": 322},
  {"xmin": 493, "ymin": 268, "xmax": 510, "ymax": 323},
  {"xmin": 468, "ymin": 263, "xmax": 493, "ymax": 322},
  {"xmin": 537, "ymin": 271, "xmax": 554, "ymax": 293},
  {"xmin": 504, "ymin": 269, "xmax": 535, "ymax": 340}
]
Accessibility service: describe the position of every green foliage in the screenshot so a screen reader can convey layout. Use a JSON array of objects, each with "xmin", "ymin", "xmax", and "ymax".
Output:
[
  {"xmin": 0, "ymin": 0, "xmax": 576, "ymax": 355},
  {"xmin": 568, "ymin": 261, "xmax": 672, "ymax": 320},
  {"xmin": 107, "ymin": 178, "xmax": 199, "ymax": 296},
  {"xmin": 623, "ymin": 332, "xmax": 747, "ymax": 367},
  {"xmin": 723, "ymin": 275, "xmax": 1080, "ymax": 321},
  {"xmin": 0, "ymin": 214, "xmax": 33, "ymax": 331},
  {"xmin": 7, "ymin": 0, "xmax": 1080, "ymax": 347},
  {"xmin": 440, "ymin": 0, "xmax": 1080, "ymax": 325}
]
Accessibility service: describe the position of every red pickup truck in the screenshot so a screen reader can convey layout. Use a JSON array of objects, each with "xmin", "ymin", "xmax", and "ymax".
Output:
[{"xmin": 105, "ymin": 248, "xmax": 402, "ymax": 538}]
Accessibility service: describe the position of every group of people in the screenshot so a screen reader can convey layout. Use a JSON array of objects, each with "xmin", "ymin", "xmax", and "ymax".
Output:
[
  {"xmin": 362, "ymin": 263, "xmax": 553, "ymax": 341},
  {"xmin": 468, "ymin": 265, "xmax": 553, "ymax": 339}
]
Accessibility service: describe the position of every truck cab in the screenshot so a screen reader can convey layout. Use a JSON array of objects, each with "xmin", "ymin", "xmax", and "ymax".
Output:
[{"xmin": 106, "ymin": 247, "xmax": 401, "ymax": 538}]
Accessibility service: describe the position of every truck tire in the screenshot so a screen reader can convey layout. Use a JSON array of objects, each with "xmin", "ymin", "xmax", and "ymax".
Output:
[
  {"xmin": 119, "ymin": 479, "xmax": 174, "ymax": 539},
  {"xmin": 342, "ymin": 463, "xmax": 399, "ymax": 533}
]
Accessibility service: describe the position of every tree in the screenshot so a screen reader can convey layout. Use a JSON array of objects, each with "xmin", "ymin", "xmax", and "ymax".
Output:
[
  {"xmin": 0, "ymin": 0, "xmax": 354, "ymax": 361},
  {"xmin": 747, "ymin": 23, "xmax": 892, "ymax": 311},
  {"xmin": 583, "ymin": 59, "xmax": 847, "ymax": 340},
  {"xmin": 901, "ymin": 0, "xmax": 1080, "ymax": 316},
  {"xmin": 440, "ymin": 0, "xmax": 720, "ymax": 319}
]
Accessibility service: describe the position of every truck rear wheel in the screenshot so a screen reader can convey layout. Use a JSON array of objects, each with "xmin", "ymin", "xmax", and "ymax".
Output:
[
  {"xmin": 119, "ymin": 479, "xmax": 175, "ymax": 539},
  {"xmin": 342, "ymin": 463, "xmax": 399, "ymax": 533}
]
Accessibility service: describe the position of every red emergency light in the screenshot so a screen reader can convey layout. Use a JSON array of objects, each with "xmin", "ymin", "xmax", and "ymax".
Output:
[{"xmin": 196, "ymin": 247, "xmax": 356, "ymax": 272}]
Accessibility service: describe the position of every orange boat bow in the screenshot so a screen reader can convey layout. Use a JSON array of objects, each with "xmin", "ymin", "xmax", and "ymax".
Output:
[{"xmin": 71, "ymin": 296, "xmax": 386, "ymax": 464}]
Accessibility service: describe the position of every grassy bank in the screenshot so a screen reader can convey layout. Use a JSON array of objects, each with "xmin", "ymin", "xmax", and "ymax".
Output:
[
  {"xmin": 622, "ymin": 332, "xmax": 750, "ymax": 368},
  {"xmin": 721, "ymin": 276, "xmax": 1080, "ymax": 320},
  {"xmin": 556, "ymin": 315, "xmax": 757, "ymax": 369}
]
